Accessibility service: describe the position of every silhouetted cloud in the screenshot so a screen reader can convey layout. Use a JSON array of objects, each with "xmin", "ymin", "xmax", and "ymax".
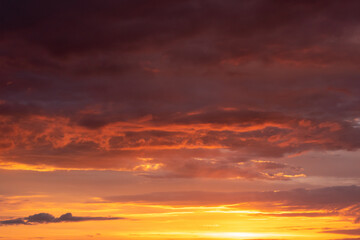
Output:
[
  {"xmin": 0, "ymin": 212, "xmax": 123, "ymax": 226},
  {"xmin": 26, "ymin": 213, "xmax": 55, "ymax": 223},
  {"xmin": 0, "ymin": 218, "xmax": 26, "ymax": 225}
]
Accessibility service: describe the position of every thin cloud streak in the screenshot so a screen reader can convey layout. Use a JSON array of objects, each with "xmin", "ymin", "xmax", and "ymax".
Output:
[
  {"xmin": 0, "ymin": 212, "xmax": 124, "ymax": 226},
  {"xmin": 104, "ymin": 185, "xmax": 360, "ymax": 223}
]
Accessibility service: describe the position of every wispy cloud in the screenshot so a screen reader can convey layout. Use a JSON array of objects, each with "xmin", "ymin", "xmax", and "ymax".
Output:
[{"xmin": 104, "ymin": 185, "xmax": 360, "ymax": 223}]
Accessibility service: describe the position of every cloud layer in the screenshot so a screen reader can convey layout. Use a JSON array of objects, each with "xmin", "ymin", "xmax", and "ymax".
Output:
[
  {"xmin": 0, "ymin": 0, "xmax": 359, "ymax": 179},
  {"xmin": 104, "ymin": 185, "xmax": 360, "ymax": 223}
]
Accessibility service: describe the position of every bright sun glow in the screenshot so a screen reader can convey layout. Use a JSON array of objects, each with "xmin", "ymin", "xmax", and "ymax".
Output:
[{"xmin": 201, "ymin": 232, "xmax": 290, "ymax": 238}]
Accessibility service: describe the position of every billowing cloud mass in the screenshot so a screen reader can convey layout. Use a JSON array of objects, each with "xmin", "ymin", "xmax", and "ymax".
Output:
[
  {"xmin": 0, "ymin": 0, "xmax": 359, "ymax": 180},
  {"xmin": 0, "ymin": 212, "xmax": 123, "ymax": 226}
]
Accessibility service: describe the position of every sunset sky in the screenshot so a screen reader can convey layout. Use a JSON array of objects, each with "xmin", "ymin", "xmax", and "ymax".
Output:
[{"xmin": 1, "ymin": 1, "xmax": 360, "ymax": 239}]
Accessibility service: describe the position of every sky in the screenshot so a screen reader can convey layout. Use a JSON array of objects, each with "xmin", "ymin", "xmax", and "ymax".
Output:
[{"xmin": 1, "ymin": 0, "xmax": 360, "ymax": 239}]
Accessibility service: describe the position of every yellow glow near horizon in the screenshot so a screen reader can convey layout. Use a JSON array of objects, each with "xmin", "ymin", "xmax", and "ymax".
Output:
[
  {"xmin": 114, "ymin": 231, "xmax": 294, "ymax": 239},
  {"xmin": 200, "ymin": 231, "xmax": 293, "ymax": 238}
]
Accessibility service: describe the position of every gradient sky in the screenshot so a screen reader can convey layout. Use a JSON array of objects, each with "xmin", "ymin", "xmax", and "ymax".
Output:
[{"xmin": 1, "ymin": 1, "xmax": 360, "ymax": 239}]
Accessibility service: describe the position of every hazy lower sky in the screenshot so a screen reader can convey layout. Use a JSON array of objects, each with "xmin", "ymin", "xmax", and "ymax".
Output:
[{"xmin": 1, "ymin": 1, "xmax": 360, "ymax": 239}]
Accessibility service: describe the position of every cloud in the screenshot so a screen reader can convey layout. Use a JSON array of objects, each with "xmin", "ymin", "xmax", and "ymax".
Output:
[
  {"xmin": 333, "ymin": 238, "xmax": 360, "ymax": 240},
  {"xmin": 2, "ymin": 0, "xmax": 360, "ymax": 64},
  {"xmin": 0, "ymin": 0, "xmax": 359, "ymax": 180},
  {"xmin": 323, "ymin": 228, "xmax": 360, "ymax": 235},
  {"xmin": 104, "ymin": 185, "xmax": 360, "ymax": 206},
  {"xmin": 260, "ymin": 212, "xmax": 339, "ymax": 217},
  {"xmin": 26, "ymin": 213, "xmax": 55, "ymax": 223},
  {"xmin": 0, "ymin": 212, "xmax": 123, "ymax": 226},
  {"xmin": 0, "ymin": 218, "xmax": 26, "ymax": 225},
  {"xmin": 104, "ymin": 185, "xmax": 360, "ymax": 222},
  {"xmin": 55, "ymin": 212, "xmax": 121, "ymax": 222}
]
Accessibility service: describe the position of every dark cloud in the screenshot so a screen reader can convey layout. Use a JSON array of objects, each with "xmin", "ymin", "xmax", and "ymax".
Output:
[
  {"xmin": 0, "ymin": 212, "xmax": 123, "ymax": 226},
  {"xmin": 2, "ymin": 0, "xmax": 360, "ymax": 62},
  {"xmin": 26, "ymin": 213, "xmax": 55, "ymax": 223},
  {"xmin": 0, "ymin": 218, "xmax": 26, "ymax": 225},
  {"xmin": 0, "ymin": 0, "xmax": 359, "ymax": 179},
  {"xmin": 55, "ymin": 212, "xmax": 121, "ymax": 222}
]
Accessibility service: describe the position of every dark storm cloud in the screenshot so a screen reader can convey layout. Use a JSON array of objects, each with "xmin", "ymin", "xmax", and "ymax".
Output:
[
  {"xmin": 0, "ymin": 0, "xmax": 359, "ymax": 178},
  {"xmin": 2, "ymin": 0, "xmax": 360, "ymax": 61},
  {"xmin": 0, "ymin": 212, "xmax": 123, "ymax": 226}
]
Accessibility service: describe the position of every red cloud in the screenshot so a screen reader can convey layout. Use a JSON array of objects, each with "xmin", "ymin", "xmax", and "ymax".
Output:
[{"xmin": 0, "ymin": 0, "xmax": 359, "ymax": 180}]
